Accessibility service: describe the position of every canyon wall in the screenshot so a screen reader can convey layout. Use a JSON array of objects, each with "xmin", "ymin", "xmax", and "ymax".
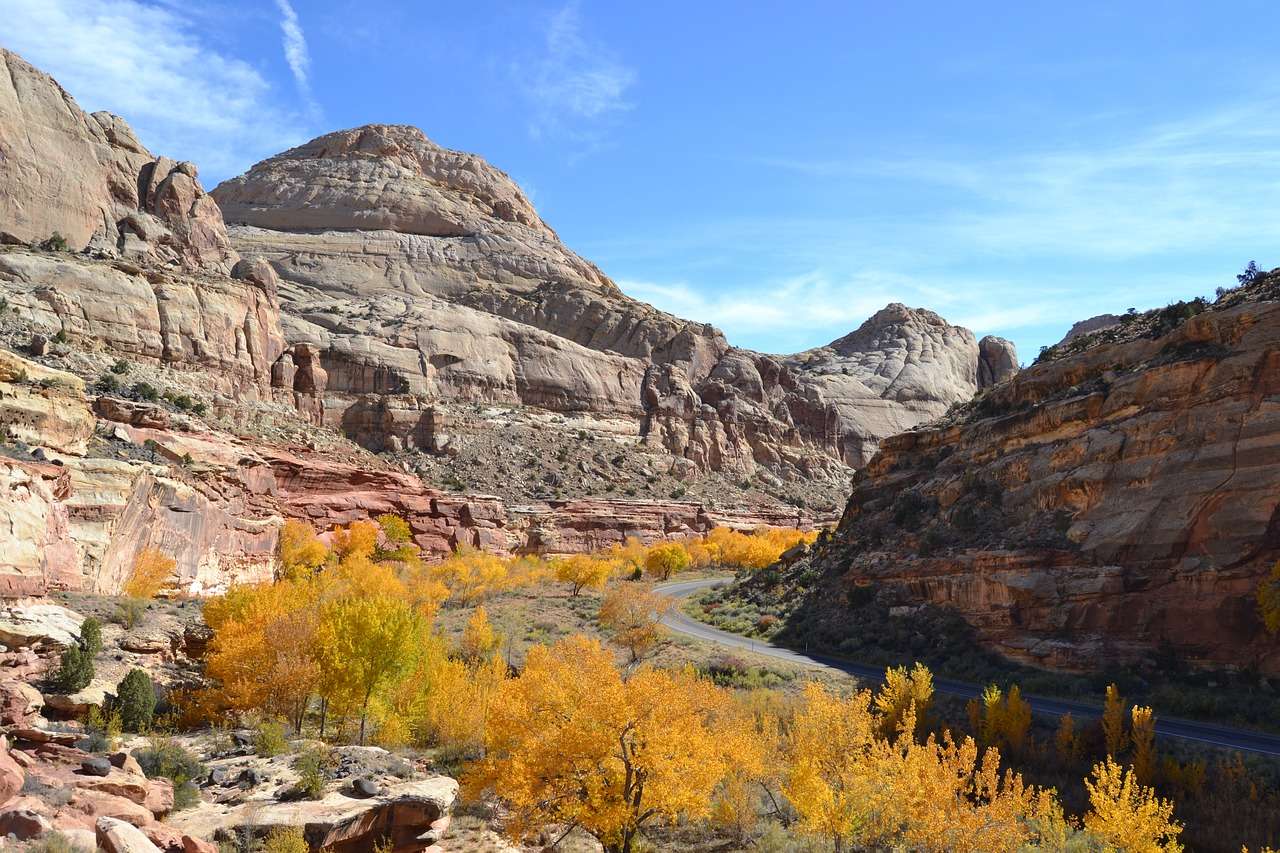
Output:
[{"xmin": 810, "ymin": 279, "xmax": 1280, "ymax": 673}]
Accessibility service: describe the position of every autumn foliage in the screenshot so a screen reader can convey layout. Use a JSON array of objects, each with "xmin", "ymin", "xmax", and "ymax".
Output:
[{"xmin": 195, "ymin": 516, "xmax": 1210, "ymax": 852}]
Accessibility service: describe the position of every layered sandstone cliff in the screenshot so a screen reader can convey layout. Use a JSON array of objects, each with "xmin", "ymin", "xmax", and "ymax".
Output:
[
  {"xmin": 799, "ymin": 276, "xmax": 1280, "ymax": 673},
  {"xmin": 0, "ymin": 49, "xmax": 236, "ymax": 271},
  {"xmin": 214, "ymin": 125, "xmax": 1016, "ymax": 483},
  {"xmin": 0, "ymin": 47, "xmax": 1014, "ymax": 598}
]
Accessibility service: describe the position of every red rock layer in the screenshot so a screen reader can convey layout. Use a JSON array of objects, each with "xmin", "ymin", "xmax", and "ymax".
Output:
[{"xmin": 825, "ymin": 295, "xmax": 1280, "ymax": 673}]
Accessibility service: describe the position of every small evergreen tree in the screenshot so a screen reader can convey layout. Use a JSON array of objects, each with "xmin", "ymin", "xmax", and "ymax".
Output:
[
  {"xmin": 80, "ymin": 617, "xmax": 103, "ymax": 657},
  {"xmin": 52, "ymin": 644, "xmax": 93, "ymax": 693},
  {"xmin": 116, "ymin": 668, "xmax": 156, "ymax": 732}
]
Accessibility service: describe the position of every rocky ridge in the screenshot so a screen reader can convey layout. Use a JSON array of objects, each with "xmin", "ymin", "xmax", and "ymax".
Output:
[
  {"xmin": 792, "ymin": 272, "xmax": 1280, "ymax": 673},
  {"xmin": 0, "ymin": 50, "xmax": 236, "ymax": 271},
  {"xmin": 213, "ymin": 124, "xmax": 1016, "ymax": 485}
]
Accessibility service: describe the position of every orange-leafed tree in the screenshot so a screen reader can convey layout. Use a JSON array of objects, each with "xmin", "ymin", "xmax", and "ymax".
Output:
[
  {"xmin": 278, "ymin": 519, "xmax": 329, "ymax": 579},
  {"xmin": 125, "ymin": 548, "xmax": 175, "ymax": 599},
  {"xmin": 597, "ymin": 582, "xmax": 672, "ymax": 662}
]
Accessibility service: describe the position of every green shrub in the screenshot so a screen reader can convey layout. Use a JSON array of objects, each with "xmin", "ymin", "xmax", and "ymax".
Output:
[
  {"xmin": 115, "ymin": 597, "xmax": 147, "ymax": 629},
  {"xmin": 94, "ymin": 373, "xmax": 121, "ymax": 393},
  {"xmin": 52, "ymin": 619, "xmax": 100, "ymax": 693},
  {"xmin": 82, "ymin": 616, "xmax": 102, "ymax": 654},
  {"xmin": 254, "ymin": 720, "xmax": 289, "ymax": 757},
  {"xmin": 136, "ymin": 736, "xmax": 204, "ymax": 811},
  {"xmin": 110, "ymin": 359, "xmax": 130, "ymax": 375},
  {"xmin": 42, "ymin": 232, "xmax": 70, "ymax": 252},
  {"xmin": 292, "ymin": 746, "xmax": 332, "ymax": 800},
  {"xmin": 130, "ymin": 382, "xmax": 160, "ymax": 402},
  {"xmin": 51, "ymin": 329, "xmax": 68, "ymax": 344},
  {"xmin": 116, "ymin": 668, "xmax": 156, "ymax": 732}
]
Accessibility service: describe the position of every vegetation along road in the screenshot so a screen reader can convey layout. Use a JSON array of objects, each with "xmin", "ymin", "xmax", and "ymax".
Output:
[{"xmin": 657, "ymin": 577, "xmax": 1280, "ymax": 758}]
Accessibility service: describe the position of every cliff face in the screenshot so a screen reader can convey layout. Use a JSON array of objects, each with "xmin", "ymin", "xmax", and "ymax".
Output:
[
  {"xmin": 0, "ymin": 48, "xmax": 1013, "ymax": 598},
  {"xmin": 812, "ymin": 276, "xmax": 1280, "ymax": 673},
  {"xmin": 214, "ymin": 125, "xmax": 1013, "ymax": 480},
  {"xmin": 0, "ymin": 49, "xmax": 236, "ymax": 271}
]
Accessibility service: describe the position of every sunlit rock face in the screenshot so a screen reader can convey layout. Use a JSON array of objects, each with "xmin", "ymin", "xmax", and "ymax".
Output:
[{"xmin": 813, "ymin": 277, "xmax": 1280, "ymax": 673}]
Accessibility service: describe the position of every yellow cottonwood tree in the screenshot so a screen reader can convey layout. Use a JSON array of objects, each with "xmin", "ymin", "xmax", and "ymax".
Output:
[
  {"xmin": 278, "ymin": 519, "xmax": 329, "ymax": 578},
  {"xmin": 874, "ymin": 662, "xmax": 933, "ymax": 738},
  {"xmin": 786, "ymin": 682, "xmax": 1066, "ymax": 853},
  {"xmin": 1103, "ymin": 683, "xmax": 1129, "ymax": 758},
  {"xmin": 784, "ymin": 682, "xmax": 878, "ymax": 851},
  {"xmin": 431, "ymin": 545, "xmax": 509, "ymax": 602},
  {"xmin": 1084, "ymin": 757, "xmax": 1184, "ymax": 853},
  {"xmin": 597, "ymin": 582, "xmax": 671, "ymax": 662},
  {"xmin": 458, "ymin": 606, "xmax": 500, "ymax": 664},
  {"xmin": 1131, "ymin": 705, "xmax": 1157, "ymax": 785},
  {"xmin": 465, "ymin": 635, "xmax": 742, "ymax": 853},
  {"xmin": 643, "ymin": 542, "xmax": 691, "ymax": 580},
  {"xmin": 314, "ymin": 593, "xmax": 417, "ymax": 744},
  {"xmin": 554, "ymin": 554, "xmax": 615, "ymax": 595}
]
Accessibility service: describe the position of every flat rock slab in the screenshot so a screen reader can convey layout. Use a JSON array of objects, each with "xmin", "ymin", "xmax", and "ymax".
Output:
[{"xmin": 0, "ymin": 602, "xmax": 84, "ymax": 647}]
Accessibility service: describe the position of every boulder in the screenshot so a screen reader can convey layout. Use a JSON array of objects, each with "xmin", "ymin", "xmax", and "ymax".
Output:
[
  {"xmin": 0, "ymin": 737, "xmax": 25, "ymax": 807},
  {"xmin": 97, "ymin": 816, "xmax": 164, "ymax": 853},
  {"xmin": 144, "ymin": 779, "xmax": 174, "ymax": 817},
  {"xmin": 80, "ymin": 757, "xmax": 112, "ymax": 777},
  {"xmin": 0, "ymin": 680, "xmax": 45, "ymax": 726},
  {"xmin": 0, "ymin": 806, "xmax": 49, "ymax": 839},
  {"xmin": 110, "ymin": 751, "xmax": 145, "ymax": 777},
  {"xmin": 0, "ymin": 602, "xmax": 83, "ymax": 647}
]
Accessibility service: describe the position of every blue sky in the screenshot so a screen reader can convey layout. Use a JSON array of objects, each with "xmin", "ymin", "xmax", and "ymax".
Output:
[{"xmin": 3, "ymin": 1, "xmax": 1278, "ymax": 360}]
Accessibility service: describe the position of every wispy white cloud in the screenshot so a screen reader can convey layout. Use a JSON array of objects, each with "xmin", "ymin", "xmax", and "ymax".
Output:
[
  {"xmin": 756, "ymin": 98, "xmax": 1280, "ymax": 261},
  {"xmin": 516, "ymin": 2, "xmax": 635, "ymax": 147},
  {"xmin": 0, "ymin": 0, "xmax": 310, "ymax": 183},
  {"xmin": 274, "ymin": 0, "xmax": 319, "ymax": 116}
]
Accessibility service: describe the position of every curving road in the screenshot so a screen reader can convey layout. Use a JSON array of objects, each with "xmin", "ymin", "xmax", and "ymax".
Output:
[{"xmin": 657, "ymin": 577, "xmax": 1280, "ymax": 758}]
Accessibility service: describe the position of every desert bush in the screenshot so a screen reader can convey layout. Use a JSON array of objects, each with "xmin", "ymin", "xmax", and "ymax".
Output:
[
  {"xmin": 115, "ymin": 597, "xmax": 148, "ymax": 629},
  {"xmin": 292, "ymin": 746, "xmax": 332, "ymax": 800},
  {"xmin": 116, "ymin": 668, "xmax": 156, "ymax": 732},
  {"xmin": 254, "ymin": 719, "xmax": 290, "ymax": 757},
  {"xmin": 262, "ymin": 827, "xmax": 308, "ymax": 853},
  {"xmin": 136, "ymin": 736, "xmax": 204, "ymax": 810},
  {"xmin": 130, "ymin": 381, "xmax": 160, "ymax": 401}
]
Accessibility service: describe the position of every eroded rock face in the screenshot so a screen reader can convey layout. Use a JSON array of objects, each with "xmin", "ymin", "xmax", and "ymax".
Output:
[
  {"xmin": 815, "ymin": 279, "xmax": 1280, "ymax": 673},
  {"xmin": 0, "ymin": 250, "xmax": 286, "ymax": 398},
  {"xmin": 0, "ymin": 49, "xmax": 235, "ymax": 271},
  {"xmin": 215, "ymin": 125, "xmax": 1012, "ymax": 476}
]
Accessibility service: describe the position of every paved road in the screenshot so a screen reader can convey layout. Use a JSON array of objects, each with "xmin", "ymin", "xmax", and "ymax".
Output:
[{"xmin": 657, "ymin": 576, "xmax": 1280, "ymax": 758}]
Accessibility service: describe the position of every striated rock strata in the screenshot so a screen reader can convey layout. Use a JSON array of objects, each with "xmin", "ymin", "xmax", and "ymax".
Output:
[
  {"xmin": 0, "ymin": 49, "xmax": 235, "ymax": 271},
  {"xmin": 215, "ymin": 126, "xmax": 1015, "ymax": 478},
  {"xmin": 809, "ymin": 276, "xmax": 1280, "ymax": 673}
]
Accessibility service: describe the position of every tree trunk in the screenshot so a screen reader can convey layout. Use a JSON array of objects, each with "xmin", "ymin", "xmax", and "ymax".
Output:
[{"xmin": 319, "ymin": 697, "xmax": 328, "ymax": 739}]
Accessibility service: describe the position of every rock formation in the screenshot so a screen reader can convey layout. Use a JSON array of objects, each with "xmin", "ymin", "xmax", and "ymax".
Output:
[
  {"xmin": 0, "ymin": 47, "xmax": 1014, "ymax": 598},
  {"xmin": 802, "ymin": 273, "xmax": 1280, "ymax": 673},
  {"xmin": 214, "ymin": 125, "xmax": 1013, "ymax": 479},
  {"xmin": 0, "ymin": 49, "xmax": 236, "ymax": 271}
]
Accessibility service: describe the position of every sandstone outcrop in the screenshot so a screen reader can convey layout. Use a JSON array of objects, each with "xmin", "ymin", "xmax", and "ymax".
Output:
[
  {"xmin": 215, "ymin": 125, "xmax": 1013, "ymax": 478},
  {"xmin": 0, "ymin": 249, "xmax": 285, "ymax": 399},
  {"xmin": 0, "ymin": 49, "xmax": 235, "ymax": 271},
  {"xmin": 805, "ymin": 273, "xmax": 1280, "ymax": 672}
]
